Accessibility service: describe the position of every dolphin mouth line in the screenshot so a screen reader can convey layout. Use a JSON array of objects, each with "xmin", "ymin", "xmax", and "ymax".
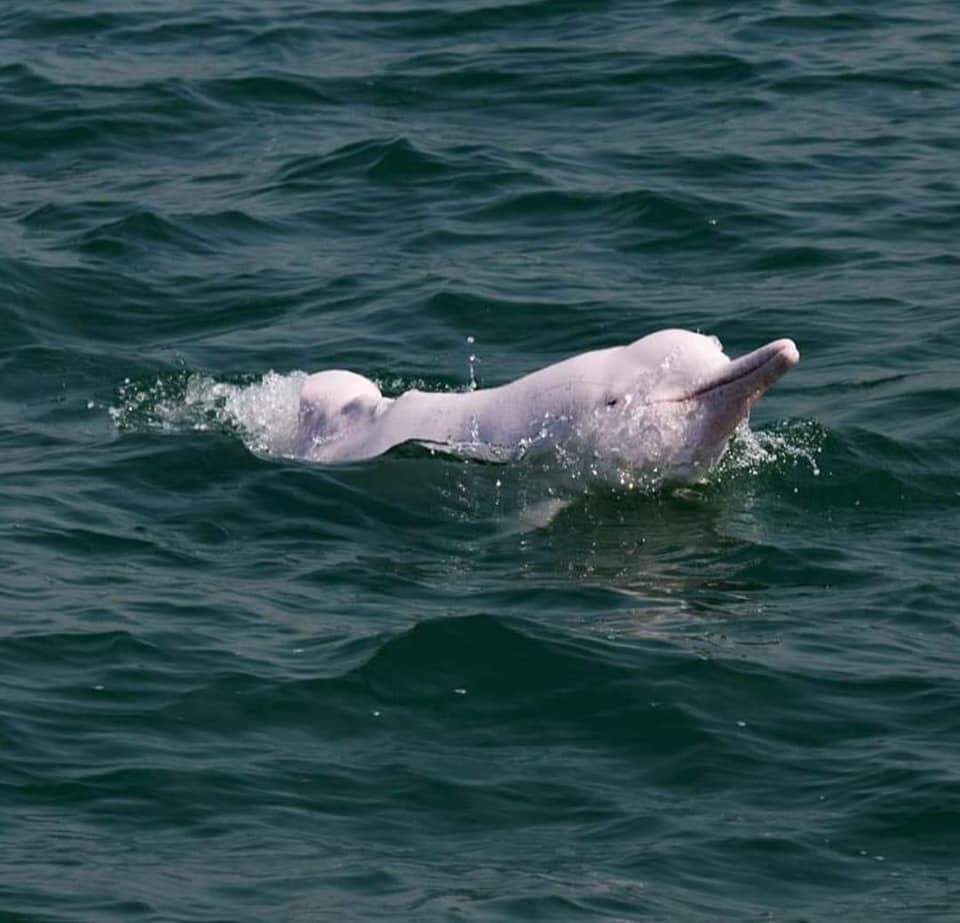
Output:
[{"xmin": 658, "ymin": 339, "xmax": 799, "ymax": 405}]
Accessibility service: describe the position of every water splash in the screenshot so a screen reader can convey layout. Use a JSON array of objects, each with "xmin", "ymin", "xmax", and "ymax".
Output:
[
  {"xmin": 466, "ymin": 335, "xmax": 477, "ymax": 392},
  {"xmin": 716, "ymin": 419, "xmax": 824, "ymax": 481},
  {"xmin": 524, "ymin": 415, "xmax": 824, "ymax": 496},
  {"xmin": 110, "ymin": 370, "xmax": 308, "ymax": 457}
]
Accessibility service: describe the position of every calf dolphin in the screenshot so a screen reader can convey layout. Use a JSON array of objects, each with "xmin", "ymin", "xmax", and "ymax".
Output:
[{"xmin": 294, "ymin": 329, "xmax": 799, "ymax": 483}]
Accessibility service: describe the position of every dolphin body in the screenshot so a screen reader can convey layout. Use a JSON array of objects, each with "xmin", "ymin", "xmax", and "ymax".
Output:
[{"xmin": 294, "ymin": 329, "xmax": 799, "ymax": 483}]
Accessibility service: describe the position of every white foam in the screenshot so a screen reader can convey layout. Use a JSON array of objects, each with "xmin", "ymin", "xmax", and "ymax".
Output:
[
  {"xmin": 716, "ymin": 419, "xmax": 823, "ymax": 480},
  {"xmin": 111, "ymin": 370, "xmax": 308, "ymax": 459},
  {"xmin": 217, "ymin": 371, "xmax": 307, "ymax": 457}
]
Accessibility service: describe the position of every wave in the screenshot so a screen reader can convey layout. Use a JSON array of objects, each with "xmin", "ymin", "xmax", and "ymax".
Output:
[
  {"xmin": 4, "ymin": 610, "xmax": 954, "ymax": 775},
  {"xmin": 268, "ymin": 136, "xmax": 538, "ymax": 195}
]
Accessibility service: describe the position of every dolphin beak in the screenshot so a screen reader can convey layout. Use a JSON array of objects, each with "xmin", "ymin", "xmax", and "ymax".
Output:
[{"xmin": 686, "ymin": 338, "xmax": 799, "ymax": 403}]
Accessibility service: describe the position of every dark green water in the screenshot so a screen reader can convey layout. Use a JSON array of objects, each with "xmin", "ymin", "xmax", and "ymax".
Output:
[{"xmin": 3, "ymin": 2, "xmax": 959, "ymax": 919}]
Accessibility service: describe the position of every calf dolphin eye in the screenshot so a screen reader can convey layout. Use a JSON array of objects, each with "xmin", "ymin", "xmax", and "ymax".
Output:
[{"xmin": 343, "ymin": 398, "xmax": 368, "ymax": 415}]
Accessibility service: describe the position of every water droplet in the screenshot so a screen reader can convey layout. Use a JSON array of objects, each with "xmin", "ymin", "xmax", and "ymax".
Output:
[{"xmin": 467, "ymin": 349, "xmax": 478, "ymax": 391}]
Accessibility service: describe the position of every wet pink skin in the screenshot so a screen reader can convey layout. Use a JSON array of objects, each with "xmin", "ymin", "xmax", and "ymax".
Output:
[{"xmin": 671, "ymin": 338, "xmax": 799, "ymax": 403}]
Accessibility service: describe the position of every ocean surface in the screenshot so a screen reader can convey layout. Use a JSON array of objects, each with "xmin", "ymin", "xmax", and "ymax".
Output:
[{"xmin": 2, "ymin": 1, "xmax": 959, "ymax": 920}]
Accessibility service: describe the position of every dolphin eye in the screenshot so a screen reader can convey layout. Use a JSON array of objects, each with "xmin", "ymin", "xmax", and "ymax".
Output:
[
  {"xmin": 606, "ymin": 397, "xmax": 619, "ymax": 407},
  {"xmin": 342, "ymin": 398, "xmax": 368, "ymax": 415}
]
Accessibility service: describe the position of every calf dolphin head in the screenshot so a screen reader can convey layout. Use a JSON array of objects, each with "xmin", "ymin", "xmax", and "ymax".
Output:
[{"xmin": 296, "ymin": 370, "xmax": 385, "ymax": 457}]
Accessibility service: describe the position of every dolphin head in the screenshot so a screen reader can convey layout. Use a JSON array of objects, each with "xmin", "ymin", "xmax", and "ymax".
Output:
[
  {"xmin": 296, "ymin": 370, "xmax": 385, "ymax": 460},
  {"xmin": 571, "ymin": 329, "xmax": 799, "ymax": 484}
]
